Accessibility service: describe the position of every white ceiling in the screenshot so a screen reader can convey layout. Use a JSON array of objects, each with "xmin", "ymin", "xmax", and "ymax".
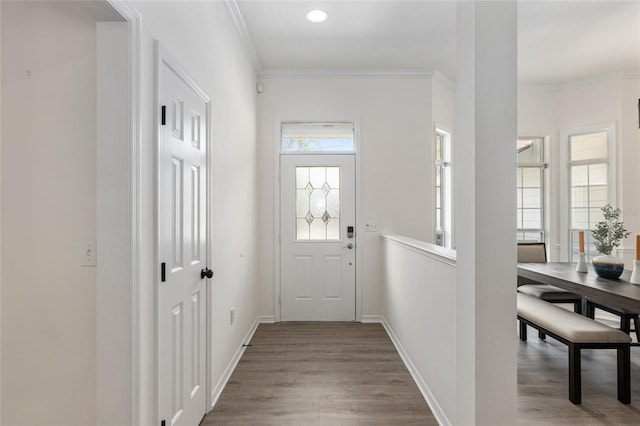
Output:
[{"xmin": 235, "ymin": 0, "xmax": 640, "ymax": 85}]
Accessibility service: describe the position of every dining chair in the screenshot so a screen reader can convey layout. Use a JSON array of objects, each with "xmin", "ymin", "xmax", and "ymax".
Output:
[{"xmin": 517, "ymin": 242, "xmax": 584, "ymax": 339}]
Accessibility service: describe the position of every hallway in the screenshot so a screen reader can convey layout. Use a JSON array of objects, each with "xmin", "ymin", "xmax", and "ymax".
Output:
[
  {"xmin": 202, "ymin": 322, "xmax": 438, "ymax": 425},
  {"xmin": 203, "ymin": 321, "xmax": 640, "ymax": 425}
]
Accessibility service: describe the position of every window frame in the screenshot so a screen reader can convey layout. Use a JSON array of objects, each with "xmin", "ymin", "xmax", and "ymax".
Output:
[
  {"xmin": 280, "ymin": 121, "xmax": 356, "ymax": 154},
  {"xmin": 516, "ymin": 136, "xmax": 547, "ymax": 243},
  {"xmin": 561, "ymin": 123, "xmax": 616, "ymax": 262},
  {"xmin": 434, "ymin": 127, "xmax": 453, "ymax": 248}
]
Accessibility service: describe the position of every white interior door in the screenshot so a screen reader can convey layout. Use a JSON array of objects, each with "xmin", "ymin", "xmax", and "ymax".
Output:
[
  {"xmin": 280, "ymin": 154, "xmax": 356, "ymax": 321},
  {"xmin": 157, "ymin": 56, "xmax": 208, "ymax": 426}
]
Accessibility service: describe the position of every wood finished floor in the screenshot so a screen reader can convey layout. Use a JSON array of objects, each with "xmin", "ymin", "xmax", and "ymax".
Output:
[
  {"xmin": 202, "ymin": 321, "xmax": 640, "ymax": 425},
  {"xmin": 201, "ymin": 322, "xmax": 438, "ymax": 425},
  {"xmin": 518, "ymin": 323, "xmax": 640, "ymax": 425}
]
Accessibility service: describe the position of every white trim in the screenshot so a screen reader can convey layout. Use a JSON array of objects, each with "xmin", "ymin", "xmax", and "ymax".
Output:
[
  {"xmin": 434, "ymin": 126, "xmax": 453, "ymax": 249},
  {"xmin": 256, "ymin": 315, "xmax": 276, "ymax": 323},
  {"xmin": 378, "ymin": 317, "xmax": 452, "ymax": 426},
  {"xmin": 210, "ymin": 318, "xmax": 262, "ymax": 409},
  {"xmin": 274, "ymin": 115, "xmax": 363, "ymax": 322},
  {"xmin": 223, "ymin": 0, "xmax": 261, "ymax": 73},
  {"xmin": 154, "ymin": 41, "xmax": 213, "ymax": 423},
  {"xmin": 382, "ymin": 234, "xmax": 457, "ymax": 267},
  {"xmin": 104, "ymin": 1, "xmax": 141, "ymax": 424},
  {"xmin": 519, "ymin": 69, "xmax": 640, "ymax": 91},
  {"xmin": 516, "ymin": 135, "xmax": 547, "ymax": 245},
  {"xmin": 556, "ymin": 71, "xmax": 634, "ymax": 90},
  {"xmin": 432, "ymin": 70, "xmax": 457, "ymax": 92},
  {"xmin": 360, "ymin": 315, "xmax": 384, "ymax": 323},
  {"xmin": 260, "ymin": 68, "xmax": 439, "ymax": 79}
]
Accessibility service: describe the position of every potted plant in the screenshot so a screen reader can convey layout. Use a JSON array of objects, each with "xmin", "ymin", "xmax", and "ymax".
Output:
[{"xmin": 592, "ymin": 204, "xmax": 630, "ymax": 279}]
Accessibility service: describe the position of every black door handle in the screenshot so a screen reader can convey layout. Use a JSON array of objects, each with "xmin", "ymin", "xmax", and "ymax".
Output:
[{"xmin": 201, "ymin": 268, "xmax": 214, "ymax": 279}]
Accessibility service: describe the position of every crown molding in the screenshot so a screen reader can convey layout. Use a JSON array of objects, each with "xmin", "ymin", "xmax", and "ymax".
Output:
[
  {"xmin": 224, "ymin": 0, "xmax": 261, "ymax": 74},
  {"xmin": 432, "ymin": 70, "xmax": 456, "ymax": 92},
  {"xmin": 519, "ymin": 69, "xmax": 640, "ymax": 91},
  {"xmin": 259, "ymin": 68, "xmax": 443, "ymax": 79}
]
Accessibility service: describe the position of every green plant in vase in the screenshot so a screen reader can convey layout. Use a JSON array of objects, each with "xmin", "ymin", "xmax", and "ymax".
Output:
[{"xmin": 592, "ymin": 204, "xmax": 630, "ymax": 279}]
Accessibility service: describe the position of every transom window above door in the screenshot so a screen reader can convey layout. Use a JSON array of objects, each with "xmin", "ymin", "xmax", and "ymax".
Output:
[{"xmin": 281, "ymin": 122, "xmax": 355, "ymax": 152}]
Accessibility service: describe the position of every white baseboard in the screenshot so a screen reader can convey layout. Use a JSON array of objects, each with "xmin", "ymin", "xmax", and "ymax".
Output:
[
  {"xmin": 209, "ymin": 317, "xmax": 260, "ymax": 409},
  {"xmin": 257, "ymin": 315, "xmax": 276, "ymax": 323},
  {"xmin": 379, "ymin": 316, "xmax": 451, "ymax": 426},
  {"xmin": 360, "ymin": 314, "xmax": 384, "ymax": 323}
]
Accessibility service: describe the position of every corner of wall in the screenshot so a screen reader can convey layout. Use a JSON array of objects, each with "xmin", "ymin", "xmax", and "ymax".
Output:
[{"xmin": 0, "ymin": 2, "xmax": 3, "ymax": 422}]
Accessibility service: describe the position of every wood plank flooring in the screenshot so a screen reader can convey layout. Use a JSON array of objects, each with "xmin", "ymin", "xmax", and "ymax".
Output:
[
  {"xmin": 202, "ymin": 321, "xmax": 640, "ymax": 425},
  {"xmin": 201, "ymin": 322, "xmax": 438, "ymax": 425},
  {"xmin": 518, "ymin": 323, "xmax": 640, "ymax": 425}
]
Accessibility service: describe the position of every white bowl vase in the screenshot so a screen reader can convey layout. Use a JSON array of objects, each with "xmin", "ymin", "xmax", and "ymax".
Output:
[{"xmin": 592, "ymin": 254, "xmax": 625, "ymax": 279}]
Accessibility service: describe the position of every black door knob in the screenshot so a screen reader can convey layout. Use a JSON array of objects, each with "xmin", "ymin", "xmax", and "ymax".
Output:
[{"xmin": 201, "ymin": 268, "xmax": 214, "ymax": 279}]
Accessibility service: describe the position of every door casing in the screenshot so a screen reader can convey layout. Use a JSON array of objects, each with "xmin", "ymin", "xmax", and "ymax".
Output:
[{"xmin": 273, "ymin": 116, "xmax": 363, "ymax": 322}]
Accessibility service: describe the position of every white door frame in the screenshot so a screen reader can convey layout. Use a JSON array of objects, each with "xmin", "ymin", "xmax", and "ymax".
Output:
[
  {"xmin": 154, "ymin": 42, "xmax": 213, "ymax": 421},
  {"xmin": 273, "ymin": 116, "xmax": 363, "ymax": 322},
  {"xmin": 97, "ymin": 1, "xmax": 141, "ymax": 424}
]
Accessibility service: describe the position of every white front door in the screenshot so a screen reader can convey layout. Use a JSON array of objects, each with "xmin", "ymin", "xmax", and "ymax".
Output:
[
  {"xmin": 157, "ymin": 55, "xmax": 208, "ymax": 426},
  {"xmin": 280, "ymin": 154, "xmax": 356, "ymax": 321}
]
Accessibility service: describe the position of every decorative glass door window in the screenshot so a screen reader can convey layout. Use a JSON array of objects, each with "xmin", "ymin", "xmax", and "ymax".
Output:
[{"xmin": 296, "ymin": 166, "xmax": 340, "ymax": 240}]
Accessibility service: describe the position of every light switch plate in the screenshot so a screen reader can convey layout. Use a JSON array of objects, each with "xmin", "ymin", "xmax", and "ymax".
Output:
[
  {"xmin": 80, "ymin": 238, "xmax": 97, "ymax": 266},
  {"xmin": 364, "ymin": 223, "xmax": 378, "ymax": 232}
]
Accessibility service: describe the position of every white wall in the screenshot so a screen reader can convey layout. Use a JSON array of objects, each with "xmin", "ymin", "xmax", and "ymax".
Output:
[
  {"xmin": 96, "ymin": 21, "xmax": 130, "ymax": 425},
  {"xmin": 1, "ymin": 2, "xmax": 98, "ymax": 423},
  {"xmin": 381, "ymin": 236, "xmax": 456, "ymax": 425},
  {"xmin": 257, "ymin": 75, "xmax": 434, "ymax": 319},
  {"xmin": 0, "ymin": 3, "xmax": 4, "ymax": 422},
  {"xmin": 1, "ymin": 1, "xmax": 259, "ymax": 424},
  {"xmin": 519, "ymin": 75, "xmax": 640, "ymax": 264},
  {"xmin": 620, "ymin": 77, "xmax": 640, "ymax": 259},
  {"xmin": 129, "ymin": 1, "xmax": 259, "ymax": 423},
  {"xmin": 432, "ymin": 73, "xmax": 456, "ymax": 133},
  {"xmin": 455, "ymin": 2, "xmax": 518, "ymax": 424}
]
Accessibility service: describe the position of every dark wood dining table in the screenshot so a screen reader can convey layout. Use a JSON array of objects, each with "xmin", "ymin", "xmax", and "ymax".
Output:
[{"xmin": 518, "ymin": 262, "xmax": 640, "ymax": 313}]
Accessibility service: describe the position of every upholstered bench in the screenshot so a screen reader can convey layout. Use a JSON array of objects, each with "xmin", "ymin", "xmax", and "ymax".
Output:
[{"xmin": 517, "ymin": 293, "xmax": 631, "ymax": 404}]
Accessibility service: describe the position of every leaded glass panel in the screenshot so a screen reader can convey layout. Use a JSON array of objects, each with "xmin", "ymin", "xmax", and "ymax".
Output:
[{"xmin": 296, "ymin": 166, "xmax": 340, "ymax": 240}]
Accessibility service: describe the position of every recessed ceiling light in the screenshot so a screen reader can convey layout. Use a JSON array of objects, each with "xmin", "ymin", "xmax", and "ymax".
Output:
[{"xmin": 306, "ymin": 9, "xmax": 328, "ymax": 23}]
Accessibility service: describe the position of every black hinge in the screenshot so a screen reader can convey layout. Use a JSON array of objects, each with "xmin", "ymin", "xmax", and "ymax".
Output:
[
  {"xmin": 161, "ymin": 420, "xmax": 166, "ymax": 426},
  {"xmin": 161, "ymin": 262, "xmax": 166, "ymax": 282},
  {"xmin": 161, "ymin": 105, "xmax": 166, "ymax": 126}
]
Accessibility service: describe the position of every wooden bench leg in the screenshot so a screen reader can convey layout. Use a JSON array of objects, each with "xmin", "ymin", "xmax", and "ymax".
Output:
[
  {"xmin": 586, "ymin": 302, "xmax": 595, "ymax": 319},
  {"xmin": 519, "ymin": 320, "xmax": 527, "ymax": 341},
  {"xmin": 617, "ymin": 345, "xmax": 631, "ymax": 404},
  {"xmin": 568, "ymin": 344, "xmax": 581, "ymax": 404},
  {"xmin": 574, "ymin": 300, "xmax": 583, "ymax": 315},
  {"xmin": 621, "ymin": 315, "xmax": 631, "ymax": 334}
]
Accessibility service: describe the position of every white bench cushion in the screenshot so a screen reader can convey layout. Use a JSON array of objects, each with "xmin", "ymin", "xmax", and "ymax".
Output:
[{"xmin": 517, "ymin": 293, "xmax": 631, "ymax": 344}]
